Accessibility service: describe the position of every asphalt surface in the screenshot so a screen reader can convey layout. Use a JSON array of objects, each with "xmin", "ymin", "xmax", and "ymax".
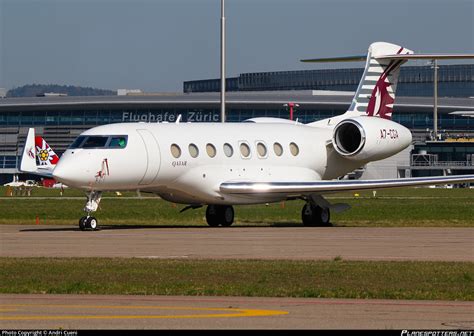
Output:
[
  {"xmin": 1, "ymin": 294, "xmax": 472, "ymax": 330},
  {"xmin": 1, "ymin": 225, "xmax": 473, "ymax": 261}
]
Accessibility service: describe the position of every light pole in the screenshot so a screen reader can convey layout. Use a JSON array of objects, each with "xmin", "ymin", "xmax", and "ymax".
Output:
[
  {"xmin": 430, "ymin": 59, "xmax": 439, "ymax": 140},
  {"xmin": 220, "ymin": 0, "xmax": 226, "ymax": 123},
  {"xmin": 283, "ymin": 103, "xmax": 300, "ymax": 120}
]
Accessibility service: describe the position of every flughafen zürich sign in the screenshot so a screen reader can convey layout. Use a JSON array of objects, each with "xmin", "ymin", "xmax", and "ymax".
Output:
[{"xmin": 121, "ymin": 111, "xmax": 220, "ymax": 123}]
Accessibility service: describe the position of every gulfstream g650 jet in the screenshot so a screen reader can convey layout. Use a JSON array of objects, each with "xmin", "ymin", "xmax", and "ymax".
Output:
[{"xmin": 20, "ymin": 42, "xmax": 474, "ymax": 230}]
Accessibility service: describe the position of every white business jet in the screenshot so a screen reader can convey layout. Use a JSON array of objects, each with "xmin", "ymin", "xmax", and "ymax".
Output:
[{"xmin": 20, "ymin": 42, "xmax": 474, "ymax": 230}]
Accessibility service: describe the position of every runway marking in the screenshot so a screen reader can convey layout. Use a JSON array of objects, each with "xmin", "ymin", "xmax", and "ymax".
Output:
[
  {"xmin": 0, "ymin": 304, "xmax": 288, "ymax": 320},
  {"xmin": 137, "ymin": 255, "xmax": 189, "ymax": 259}
]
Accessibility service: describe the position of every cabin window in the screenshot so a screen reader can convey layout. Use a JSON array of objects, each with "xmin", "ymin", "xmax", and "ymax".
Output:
[
  {"xmin": 273, "ymin": 142, "xmax": 283, "ymax": 156},
  {"xmin": 206, "ymin": 143, "xmax": 216, "ymax": 158},
  {"xmin": 256, "ymin": 142, "xmax": 267, "ymax": 158},
  {"xmin": 223, "ymin": 143, "xmax": 233, "ymax": 157},
  {"xmin": 289, "ymin": 142, "xmax": 299, "ymax": 156},
  {"xmin": 240, "ymin": 142, "xmax": 251, "ymax": 158},
  {"xmin": 189, "ymin": 143, "xmax": 199, "ymax": 158},
  {"xmin": 171, "ymin": 144, "xmax": 181, "ymax": 158}
]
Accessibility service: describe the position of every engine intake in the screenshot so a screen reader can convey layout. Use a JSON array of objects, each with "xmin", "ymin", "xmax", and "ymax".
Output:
[
  {"xmin": 332, "ymin": 116, "xmax": 412, "ymax": 162},
  {"xmin": 333, "ymin": 119, "xmax": 365, "ymax": 156}
]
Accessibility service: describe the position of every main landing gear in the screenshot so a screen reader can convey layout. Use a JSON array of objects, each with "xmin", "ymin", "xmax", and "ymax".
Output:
[
  {"xmin": 301, "ymin": 202, "xmax": 331, "ymax": 227},
  {"xmin": 206, "ymin": 205, "xmax": 234, "ymax": 227},
  {"xmin": 79, "ymin": 191, "xmax": 102, "ymax": 231},
  {"xmin": 203, "ymin": 202, "xmax": 329, "ymax": 227}
]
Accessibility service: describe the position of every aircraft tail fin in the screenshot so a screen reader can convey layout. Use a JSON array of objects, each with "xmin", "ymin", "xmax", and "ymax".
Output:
[
  {"xmin": 20, "ymin": 128, "xmax": 58, "ymax": 177},
  {"xmin": 20, "ymin": 128, "xmax": 38, "ymax": 173},
  {"xmin": 302, "ymin": 42, "xmax": 474, "ymax": 122},
  {"xmin": 302, "ymin": 42, "xmax": 413, "ymax": 120},
  {"xmin": 345, "ymin": 42, "xmax": 413, "ymax": 120},
  {"xmin": 302, "ymin": 42, "xmax": 412, "ymax": 120}
]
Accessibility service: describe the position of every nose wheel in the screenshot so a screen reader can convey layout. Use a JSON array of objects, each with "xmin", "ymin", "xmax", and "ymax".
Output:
[
  {"xmin": 79, "ymin": 216, "xmax": 99, "ymax": 231},
  {"xmin": 206, "ymin": 205, "xmax": 234, "ymax": 227},
  {"xmin": 79, "ymin": 191, "xmax": 102, "ymax": 231}
]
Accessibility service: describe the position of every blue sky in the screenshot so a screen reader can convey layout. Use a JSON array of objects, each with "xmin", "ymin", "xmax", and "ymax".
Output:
[{"xmin": 1, "ymin": 0, "xmax": 473, "ymax": 92}]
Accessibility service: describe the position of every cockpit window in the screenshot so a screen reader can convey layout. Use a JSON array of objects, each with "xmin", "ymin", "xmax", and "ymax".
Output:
[
  {"xmin": 108, "ymin": 136, "xmax": 127, "ymax": 148},
  {"xmin": 69, "ymin": 135, "xmax": 128, "ymax": 149},
  {"xmin": 69, "ymin": 136, "xmax": 87, "ymax": 149},
  {"xmin": 82, "ymin": 136, "xmax": 109, "ymax": 148}
]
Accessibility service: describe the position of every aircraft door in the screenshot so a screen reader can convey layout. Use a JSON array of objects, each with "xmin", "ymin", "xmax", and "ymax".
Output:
[{"xmin": 137, "ymin": 129, "xmax": 161, "ymax": 185}]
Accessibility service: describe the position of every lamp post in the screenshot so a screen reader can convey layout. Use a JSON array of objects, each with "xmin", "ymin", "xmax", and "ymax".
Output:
[
  {"xmin": 220, "ymin": 0, "xmax": 226, "ymax": 123},
  {"xmin": 283, "ymin": 102, "xmax": 300, "ymax": 120},
  {"xmin": 430, "ymin": 59, "xmax": 439, "ymax": 140}
]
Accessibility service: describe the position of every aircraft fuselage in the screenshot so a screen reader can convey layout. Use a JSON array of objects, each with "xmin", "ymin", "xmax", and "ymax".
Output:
[{"xmin": 53, "ymin": 122, "xmax": 363, "ymax": 205}]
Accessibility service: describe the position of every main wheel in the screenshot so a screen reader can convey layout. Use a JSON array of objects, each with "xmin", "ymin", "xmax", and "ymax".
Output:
[
  {"xmin": 319, "ymin": 207, "xmax": 331, "ymax": 226},
  {"xmin": 85, "ymin": 216, "xmax": 99, "ymax": 231},
  {"xmin": 206, "ymin": 205, "xmax": 220, "ymax": 227},
  {"xmin": 206, "ymin": 205, "xmax": 235, "ymax": 227},
  {"xmin": 220, "ymin": 205, "xmax": 234, "ymax": 227},
  {"xmin": 301, "ymin": 204, "xmax": 330, "ymax": 227}
]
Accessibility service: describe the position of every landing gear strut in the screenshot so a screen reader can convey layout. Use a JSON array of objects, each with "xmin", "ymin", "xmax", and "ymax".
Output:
[
  {"xmin": 301, "ymin": 203, "xmax": 330, "ymax": 227},
  {"xmin": 206, "ymin": 205, "xmax": 234, "ymax": 227},
  {"xmin": 79, "ymin": 191, "xmax": 102, "ymax": 231}
]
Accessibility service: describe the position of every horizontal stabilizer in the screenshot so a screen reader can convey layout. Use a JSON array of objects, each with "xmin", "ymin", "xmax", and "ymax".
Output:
[
  {"xmin": 301, "ymin": 53, "xmax": 474, "ymax": 63},
  {"xmin": 377, "ymin": 53, "xmax": 474, "ymax": 60},
  {"xmin": 301, "ymin": 55, "xmax": 366, "ymax": 63}
]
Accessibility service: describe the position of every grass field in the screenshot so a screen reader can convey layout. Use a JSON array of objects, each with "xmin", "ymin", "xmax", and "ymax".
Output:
[
  {"xmin": 1, "ymin": 187, "xmax": 472, "ymax": 300},
  {"xmin": 0, "ymin": 186, "xmax": 472, "ymax": 226},
  {"xmin": 0, "ymin": 258, "xmax": 472, "ymax": 301}
]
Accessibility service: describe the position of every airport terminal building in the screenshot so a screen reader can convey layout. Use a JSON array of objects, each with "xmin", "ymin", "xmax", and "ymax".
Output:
[
  {"xmin": 0, "ymin": 64, "xmax": 473, "ymax": 184},
  {"xmin": 184, "ymin": 64, "xmax": 474, "ymax": 97}
]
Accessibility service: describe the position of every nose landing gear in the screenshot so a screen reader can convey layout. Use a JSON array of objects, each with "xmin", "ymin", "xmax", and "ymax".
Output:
[
  {"xmin": 79, "ymin": 191, "xmax": 102, "ymax": 231},
  {"xmin": 79, "ymin": 216, "xmax": 98, "ymax": 230}
]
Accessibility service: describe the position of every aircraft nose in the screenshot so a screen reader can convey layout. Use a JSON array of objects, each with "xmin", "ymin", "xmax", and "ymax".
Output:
[
  {"xmin": 53, "ymin": 158, "xmax": 80, "ymax": 186},
  {"xmin": 52, "ymin": 163, "xmax": 68, "ymax": 184}
]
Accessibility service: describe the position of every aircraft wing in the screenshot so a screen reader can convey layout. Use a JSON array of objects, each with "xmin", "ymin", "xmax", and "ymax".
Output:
[{"xmin": 220, "ymin": 175, "xmax": 474, "ymax": 195}]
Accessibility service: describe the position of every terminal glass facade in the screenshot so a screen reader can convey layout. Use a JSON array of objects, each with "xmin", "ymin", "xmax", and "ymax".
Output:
[
  {"xmin": 0, "ymin": 108, "xmax": 474, "ymax": 131},
  {"xmin": 0, "ymin": 108, "xmax": 472, "ymax": 130},
  {"xmin": 184, "ymin": 64, "xmax": 474, "ymax": 97}
]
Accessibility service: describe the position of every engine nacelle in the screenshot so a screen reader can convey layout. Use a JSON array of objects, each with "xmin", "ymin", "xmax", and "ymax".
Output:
[{"xmin": 332, "ymin": 116, "xmax": 412, "ymax": 162}]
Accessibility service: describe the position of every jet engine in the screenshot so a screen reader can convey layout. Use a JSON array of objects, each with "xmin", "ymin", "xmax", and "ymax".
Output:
[{"xmin": 332, "ymin": 116, "xmax": 412, "ymax": 162}]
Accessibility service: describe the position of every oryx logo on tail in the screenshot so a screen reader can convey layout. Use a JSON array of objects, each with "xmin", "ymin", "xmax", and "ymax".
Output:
[
  {"xmin": 366, "ymin": 58, "xmax": 404, "ymax": 119},
  {"xmin": 345, "ymin": 42, "xmax": 413, "ymax": 121}
]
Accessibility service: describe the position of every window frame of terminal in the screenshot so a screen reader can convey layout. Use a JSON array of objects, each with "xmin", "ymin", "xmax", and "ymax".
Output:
[{"xmin": 69, "ymin": 135, "xmax": 128, "ymax": 149}]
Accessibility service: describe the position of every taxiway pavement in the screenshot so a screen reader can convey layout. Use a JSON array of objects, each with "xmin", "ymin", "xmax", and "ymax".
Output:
[
  {"xmin": 1, "ymin": 294, "xmax": 472, "ymax": 329},
  {"xmin": 1, "ymin": 225, "xmax": 473, "ymax": 261}
]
